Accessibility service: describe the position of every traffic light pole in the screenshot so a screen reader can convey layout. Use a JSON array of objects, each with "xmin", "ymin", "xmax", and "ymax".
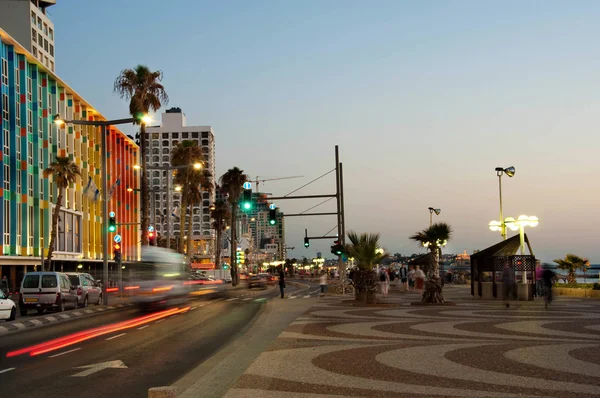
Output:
[
  {"xmin": 101, "ymin": 124, "xmax": 109, "ymax": 305},
  {"xmin": 335, "ymin": 146, "xmax": 343, "ymax": 277}
]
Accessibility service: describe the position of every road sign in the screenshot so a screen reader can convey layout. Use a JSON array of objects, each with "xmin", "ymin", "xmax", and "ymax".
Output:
[
  {"xmin": 71, "ymin": 360, "xmax": 127, "ymax": 377},
  {"xmin": 113, "ymin": 234, "xmax": 122, "ymax": 243},
  {"xmin": 269, "ymin": 204, "xmax": 276, "ymax": 210},
  {"xmin": 243, "ymin": 182, "xmax": 251, "ymax": 189},
  {"xmin": 109, "ymin": 211, "xmax": 115, "ymax": 218},
  {"xmin": 148, "ymin": 226, "xmax": 155, "ymax": 232}
]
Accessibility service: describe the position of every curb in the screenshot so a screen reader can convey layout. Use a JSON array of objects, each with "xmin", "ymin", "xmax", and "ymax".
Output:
[{"xmin": 0, "ymin": 302, "xmax": 134, "ymax": 335}]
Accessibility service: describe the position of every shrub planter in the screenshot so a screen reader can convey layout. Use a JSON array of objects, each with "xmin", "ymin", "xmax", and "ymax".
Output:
[{"xmin": 555, "ymin": 287, "xmax": 600, "ymax": 299}]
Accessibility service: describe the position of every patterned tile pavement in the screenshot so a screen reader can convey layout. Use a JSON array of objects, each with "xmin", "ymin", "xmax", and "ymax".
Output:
[{"xmin": 224, "ymin": 286, "xmax": 600, "ymax": 397}]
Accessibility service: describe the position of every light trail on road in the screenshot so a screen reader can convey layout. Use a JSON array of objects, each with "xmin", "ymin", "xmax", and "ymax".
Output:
[{"xmin": 6, "ymin": 306, "xmax": 190, "ymax": 358}]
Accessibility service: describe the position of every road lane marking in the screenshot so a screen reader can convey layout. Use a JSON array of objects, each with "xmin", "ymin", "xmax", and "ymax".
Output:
[
  {"xmin": 45, "ymin": 316, "xmax": 57, "ymax": 321},
  {"xmin": 71, "ymin": 360, "xmax": 127, "ymax": 377},
  {"xmin": 29, "ymin": 319, "xmax": 43, "ymax": 326},
  {"xmin": 156, "ymin": 319, "xmax": 166, "ymax": 324},
  {"xmin": 190, "ymin": 306, "xmax": 197, "ymax": 310},
  {"xmin": 0, "ymin": 368, "xmax": 15, "ymax": 374},
  {"xmin": 137, "ymin": 325, "xmax": 150, "ymax": 330},
  {"xmin": 12, "ymin": 323, "xmax": 26, "ymax": 329},
  {"xmin": 59, "ymin": 314, "xmax": 70, "ymax": 319},
  {"xmin": 310, "ymin": 288, "xmax": 321, "ymax": 295},
  {"xmin": 84, "ymin": 309, "xmax": 94, "ymax": 314},
  {"xmin": 288, "ymin": 296, "xmax": 297, "ymax": 300},
  {"xmin": 105, "ymin": 333, "xmax": 126, "ymax": 341},
  {"xmin": 72, "ymin": 311, "xmax": 82, "ymax": 316},
  {"xmin": 303, "ymin": 295, "xmax": 311, "ymax": 298},
  {"xmin": 243, "ymin": 298, "xmax": 253, "ymax": 301},
  {"xmin": 49, "ymin": 348, "xmax": 81, "ymax": 358},
  {"xmin": 226, "ymin": 298, "xmax": 239, "ymax": 301}
]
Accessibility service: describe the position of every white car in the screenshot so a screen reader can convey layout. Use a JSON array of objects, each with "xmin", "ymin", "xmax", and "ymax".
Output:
[{"xmin": 0, "ymin": 290, "xmax": 16, "ymax": 321}]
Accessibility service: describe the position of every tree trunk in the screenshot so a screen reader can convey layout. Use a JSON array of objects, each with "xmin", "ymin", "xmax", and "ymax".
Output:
[
  {"xmin": 46, "ymin": 190, "xmax": 63, "ymax": 272},
  {"xmin": 186, "ymin": 206, "xmax": 193, "ymax": 258},
  {"xmin": 140, "ymin": 122, "xmax": 149, "ymax": 246},
  {"xmin": 230, "ymin": 205, "xmax": 237, "ymax": 285},
  {"xmin": 177, "ymin": 190, "xmax": 188, "ymax": 254},
  {"xmin": 215, "ymin": 223, "xmax": 222, "ymax": 269},
  {"xmin": 421, "ymin": 247, "xmax": 444, "ymax": 303}
]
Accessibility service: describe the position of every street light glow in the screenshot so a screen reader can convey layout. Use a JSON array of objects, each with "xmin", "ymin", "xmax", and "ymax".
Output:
[
  {"xmin": 53, "ymin": 114, "xmax": 65, "ymax": 126},
  {"xmin": 193, "ymin": 162, "xmax": 202, "ymax": 170},
  {"xmin": 175, "ymin": 185, "xmax": 182, "ymax": 192},
  {"xmin": 127, "ymin": 188, "xmax": 133, "ymax": 192},
  {"xmin": 133, "ymin": 165, "xmax": 141, "ymax": 170},
  {"xmin": 141, "ymin": 115, "xmax": 152, "ymax": 124}
]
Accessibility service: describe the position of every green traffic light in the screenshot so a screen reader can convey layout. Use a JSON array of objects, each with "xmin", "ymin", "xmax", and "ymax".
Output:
[
  {"xmin": 108, "ymin": 225, "xmax": 116, "ymax": 232},
  {"xmin": 269, "ymin": 220, "xmax": 276, "ymax": 225},
  {"xmin": 243, "ymin": 202, "xmax": 251, "ymax": 210}
]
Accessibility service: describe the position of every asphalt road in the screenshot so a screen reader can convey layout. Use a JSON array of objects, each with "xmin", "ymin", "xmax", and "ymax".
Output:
[{"xmin": 0, "ymin": 282, "xmax": 308, "ymax": 398}]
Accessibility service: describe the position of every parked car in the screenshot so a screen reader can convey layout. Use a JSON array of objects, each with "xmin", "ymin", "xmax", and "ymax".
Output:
[
  {"xmin": 0, "ymin": 289, "xmax": 16, "ymax": 321},
  {"xmin": 247, "ymin": 275, "xmax": 267, "ymax": 289},
  {"xmin": 66, "ymin": 273, "xmax": 103, "ymax": 307},
  {"xmin": 19, "ymin": 272, "xmax": 78, "ymax": 315}
]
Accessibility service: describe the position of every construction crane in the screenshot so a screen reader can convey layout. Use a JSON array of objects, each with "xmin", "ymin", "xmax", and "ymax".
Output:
[{"xmin": 252, "ymin": 176, "xmax": 303, "ymax": 193}]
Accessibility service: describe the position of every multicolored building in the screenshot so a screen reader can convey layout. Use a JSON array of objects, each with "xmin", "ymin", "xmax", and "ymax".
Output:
[{"xmin": 0, "ymin": 27, "xmax": 140, "ymax": 293}]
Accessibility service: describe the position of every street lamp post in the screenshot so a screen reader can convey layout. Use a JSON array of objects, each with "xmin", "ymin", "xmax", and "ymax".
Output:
[
  {"xmin": 53, "ymin": 114, "xmax": 148, "ymax": 305},
  {"xmin": 494, "ymin": 166, "xmax": 515, "ymax": 240},
  {"xmin": 428, "ymin": 207, "xmax": 441, "ymax": 227}
]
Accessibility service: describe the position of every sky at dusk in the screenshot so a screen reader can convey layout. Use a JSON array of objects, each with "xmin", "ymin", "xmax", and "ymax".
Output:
[{"xmin": 49, "ymin": 1, "xmax": 600, "ymax": 263}]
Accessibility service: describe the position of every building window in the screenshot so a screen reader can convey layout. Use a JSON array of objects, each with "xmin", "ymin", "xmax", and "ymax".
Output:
[
  {"xmin": 162, "ymin": 148, "xmax": 169, "ymax": 154},
  {"xmin": 38, "ymin": 33, "xmax": 43, "ymax": 46},
  {"xmin": 152, "ymin": 133, "xmax": 159, "ymax": 139},
  {"xmin": 162, "ymin": 133, "xmax": 168, "ymax": 139},
  {"xmin": 3, "ymin": 202, "xmax": 9, "ymax": 244},
  {"xmin": 16, "ymin": 170, "xmax": 21, "ymax": 193},
  {"xmin": 16, "ymin": 136, "xmax": 21, "ymax": 161},
  {"xmin": 49, "ymin": 28, "xmax": 53, "ymax": 40},
  {"xmin": 0, "ymin": 58, "xmax": 7, "ymax": 86},
  {"xmin": 3, "ymin": 129, "xmax": 9, "ymax": 160},
  {"xmin": 31, "ymin": 11, "xmax": 36, "ymax": 25},
  {"xmin": 182, "ymin": 132, "xmax": 189, "ymax": 139},
  {"xmin": 3, "ymin": 163, "xmax": 9, "ymax": 191},
  {"xmin": 15, "ymin": 67, "xmax": 20, "ymax": 93},
  {"xmin": 43, "ymin": 23, "xmax": 48, "ymax": 35},
  {"xmin": 28, "ymin": 206, "xmax": 34, "ymax": 248},
  {"xmin": 16, "ymin": 206, "xmax": 21, "ymax": 244},
  {"xmin": 15, "ymin": 102, "xmax": 20, "ymax": 127},
  {"xmin": 32, "ymin": 28, "xmax": 37, "ymax": 43},
  {"xmin": 27, "ymin": 77, "xmax": 32, "ymax": 102},
  {"xmin": 28, "ymin": 141, "xmax": 33, "ymax": 166},
  {"xmin": 162, "ymin": 140, "xmax": 169, "ymax": 146},
  {"xmin": 28, "ymin": 109, "xmax": 33, "ymax": 133},
  {"xmin": 44, "ymin": 39, "xmax": 48, "ymax": 52},
  {"xmin": 202, "ymin": 132, "xmax": 209, "ymax": 138},
  {"xmin": 32, "ymin": 46, "xmax": 37, "ymax": 58},
  {"xmin": 2, "ymin": 94, "xmax": 8, "ymax": 121},
  {"xmin": 162, "ymin": 155, "xmax": 169, "ymax": 162},
  {"xmin": 37, "ymin": 17, "xmax": 42, "ymax": 30},
  {"xmin": 172, "ymin": 132, "xmax": 179, "ymax": 139},
  {"xmin": 38, "ymin": 116, "xmax": 43, "ymax": 139},
  {"xmin": 50, "ymin": 61, "xmax": 54, "ymax": 72},
  {"xmin": 192, "ymin": 132, "xmax": 199, "ymax": 139},
  {"xmin": 28, "ymin": 174, "xmax": 33, "ymax": 196}
]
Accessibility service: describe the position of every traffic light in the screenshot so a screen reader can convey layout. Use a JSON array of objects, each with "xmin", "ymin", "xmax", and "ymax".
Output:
[
  {"xmin": 113, "ymin": 242, "xmax": 122, "ymax": 262},
  {"xmin": 304, "ymin": 237, "xmax": 310, "ymax": 248},
  {"xmin": 236, "ymin": 249, "xmax": 245, "ymax": 265},
  {"xmin": 108, "ymin": 214, "xmax": 116, "ymax": 232},
  {"xmin": 331, "ymin": 240, "xmax": 344, "ymax": 256},
  {"xmin": 241, "ymin": 189, "xmax": 252, "ymax": 211},
  {"xmin": 269, "ymin": 208, "xmax": 277, "ymax": 225},
  {"xmin": 148, "ymin": 229, "xmax": 156, "ymax": 246}
]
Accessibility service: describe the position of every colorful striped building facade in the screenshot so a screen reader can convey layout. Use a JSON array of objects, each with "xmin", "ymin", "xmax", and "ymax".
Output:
[{"xmin": 0, "ymin": 28, "xmax": 140, "ymax": 292}]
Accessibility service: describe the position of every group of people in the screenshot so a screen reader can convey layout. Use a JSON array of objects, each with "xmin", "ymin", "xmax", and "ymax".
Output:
[
  {"xmin": 378, "ymin": 264, "xmax": 426, "ymax": 297},
  {"xmin": 502, "ymin": 264, "xmax": 557, "ymax": 308}
]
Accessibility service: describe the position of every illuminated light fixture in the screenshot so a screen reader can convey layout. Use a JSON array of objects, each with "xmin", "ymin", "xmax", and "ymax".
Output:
[
  {"xmin": 488, "ymin": 220, "xmax": 502, "ymax": 232},
  {"xmin": 53, "ymin": 114, "xmax": 65, "ymax": 126},
  {"xmin": 127, "ymin": 188, "xmax": 133, "ymax": 192},
  {"xmin": 174, "ymin": 185, "xmax": 182, "ymax": 192},
  {"xmin": 193, "ymin": 162, "xmax": 202, "ymax": 170},
  {"xmin": 141, "ymin": 114, "xmax": 152, "ymax": 124},
  {"xmin": 133, "ymin": 165, "xmax": 141, "ymax": 170}
]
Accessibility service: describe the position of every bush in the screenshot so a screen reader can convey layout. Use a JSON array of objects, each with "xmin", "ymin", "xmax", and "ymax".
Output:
[
  {"xmin": 553, "ymin": 282, "xmax": 595, "ymax": 289},
  {"xmin": 593, "ymin": 283, "xmax": 600, "ymax": 291}
]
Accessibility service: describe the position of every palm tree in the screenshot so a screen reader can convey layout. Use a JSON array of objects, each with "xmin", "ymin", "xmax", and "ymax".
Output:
[
  {"xmin": 409, "ymin": 222, "xmax": 453, "ymax": 303},
  {"xmin": 43, "ymin": 157, "xmax": 81, "ymax": 271},
  {"xmin": 210, "ymin": 199, "xmax": 230, "ymax": 270},
  {"xmin": 170, "ymin": 140, "xmax": 202, "ymax": 254},
  {"xmin": 184, "ymin": 170, "xmax": 213, "ymax": 257},
  {"xmin": 219, "ymin": 167, "xmax": 248, "ymax": 285},
  {"xmin": 554, "ymin": 254, "xmax": 588, "ymax": 284},
  {"xmin": 345, "ymin": 231, "xmax": 388, "ymax": 303},
  {"xmin": 114, "ymin": 65, "xmax": 168, "ymax": 245}
]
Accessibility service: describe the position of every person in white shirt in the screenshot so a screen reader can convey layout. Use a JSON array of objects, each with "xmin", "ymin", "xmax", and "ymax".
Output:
[
  {"xmin": 414, "ymin": 266, "xmax": 426, "ymax": 292},
  {"xmin": 319, "ymin": 272, "xmax": 328, "ymax": 294},
  {"xmin": 379, "ymin": 268, "xmax": 390, "ymax": 298}
]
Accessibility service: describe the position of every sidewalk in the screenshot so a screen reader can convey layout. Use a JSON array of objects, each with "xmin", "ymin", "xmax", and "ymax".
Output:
[{"xmin": 221, "ymin": 285, "xmax": 600, "ymax": 398}]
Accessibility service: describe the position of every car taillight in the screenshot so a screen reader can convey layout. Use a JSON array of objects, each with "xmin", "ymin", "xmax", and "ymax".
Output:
[{"xmin": 77, "ymin": 287, "xmax": 83, "ymax": 295}]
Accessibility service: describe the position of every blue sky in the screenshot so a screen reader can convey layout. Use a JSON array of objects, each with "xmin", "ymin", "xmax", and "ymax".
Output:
[{"xmin": 51, "ymin": 1, "xmax": 600, "ymax": 263}]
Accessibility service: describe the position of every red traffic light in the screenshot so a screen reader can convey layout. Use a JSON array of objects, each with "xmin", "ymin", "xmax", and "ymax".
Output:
[
  {"xmin": 113, "ymin": 243, "xmax": 121, "ymax": 251},
  {"xmin": 149, "ymin": 231, "xmax": 154, "ymax": 238}
]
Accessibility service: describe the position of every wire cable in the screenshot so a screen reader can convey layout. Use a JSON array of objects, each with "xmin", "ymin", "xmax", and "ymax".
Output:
[
  {"xmin": 299, "ymin": 197, "xmax": 335, "ymax": 214},
  {"xmin": 284, "ymin": 169, "xmax": 335, "ymax": 197},
  {"xmin": 322, "ymin": 225, "xmax": 338, "ymax": 237}
]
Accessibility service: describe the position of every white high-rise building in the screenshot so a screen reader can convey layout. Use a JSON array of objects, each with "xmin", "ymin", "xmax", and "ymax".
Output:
[
  {"xmin": 0, "ymin": 0, "xmax": 56, "ymax": 72},
  {"xmin": 145, "ymin": 108, "xmax": 216, "ymax": 256}
]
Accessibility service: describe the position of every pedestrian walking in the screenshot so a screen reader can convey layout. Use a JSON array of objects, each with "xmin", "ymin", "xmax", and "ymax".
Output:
[
  {"xmin": 408, "ymin": 265, "xmax": 415, "ymax": 291},
  {"xmin": 0, "ymin": 275, "xmax": 8, "ymax": 296},
  {"xmin": 413, "ymin": 266, "xmax": 425, "ymax": 292},
  {"xmin": 535, "ymin": 264, "xmax": 543, "ymax": 297},
  {"xmin": 542, "ymin": 266, "xmax": 557, "ymax": 309},
  {"xmin": 399, "ymin": 264, "xmax": 408, "ymax": 291},
  {"xmin": 502, "ymin": 264, "xmax": 515, "ymax": 308},
  {"xmin": 279, "ymin": 267, "xmax": 286, "ymax": 299},
  {"xmin": 379, "ymin": 268, "xmax": 390, "ymax": 297},
  {"xmin": 319, "ymin": 271, "xmax": 328, "ymax": 294},
  {"xmin": 389, "ymin": 268, "xmax": 396, "ymax": 286}
]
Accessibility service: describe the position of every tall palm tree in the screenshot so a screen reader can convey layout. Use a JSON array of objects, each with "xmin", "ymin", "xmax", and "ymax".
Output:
[
  {"xmin": 345, "ymin": 231, "xmax": 388, "ymax": 303},
  {"xmin": 210, "ymin": 199, "xmax": 230, "ymax": 270},
  {"xmin": 554, "ymin": 254, "xmax": 588, "ymax": 284},
  {"xmin": 43, "ymin": 157, "xmax": 81, "ymax": 271},
  {"xmin": 184, "ymin": 170, "xmax": 213, "ymax": 258},
  {"xmin": 114, "ymin": 65, "xmax": 168, "ymax": 245},
  {"xmin": 171, "ymin": 140, "xmax": 202, "ymax": 254},
  {"xmin": 409, "ymin": 222, "xmax": 453, "ymax": 303},
  {"xmin": 219, "ymin": 167, "xmax": 248, "ymax": 285}
]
